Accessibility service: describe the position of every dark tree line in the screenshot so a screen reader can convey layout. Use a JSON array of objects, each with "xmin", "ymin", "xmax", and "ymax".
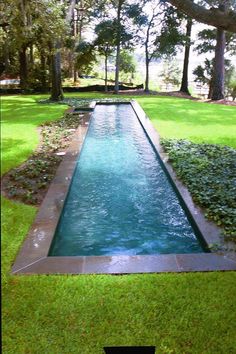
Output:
[{"xmin": 1, "ymin": 0, "xmax": 236, "ymax": 100}]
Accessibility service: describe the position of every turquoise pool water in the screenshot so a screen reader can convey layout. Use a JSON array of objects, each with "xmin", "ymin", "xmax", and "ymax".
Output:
[{"xmin": 49, "ymin": 104, "xmax": 204, "ymax": 256}]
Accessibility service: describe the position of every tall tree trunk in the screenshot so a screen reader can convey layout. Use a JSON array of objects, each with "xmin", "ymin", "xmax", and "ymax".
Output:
[
  {"xmin": 71, "ymin": 7, "xmax": 77, "ymax": 83},
  {"xmin": 50, "ymin": 40, "xmax": 64, "ymax": 101},
  {"xmin": 19, "ymin": 0, "xmax": 28, "ymax": 90},
  {"xmin": 4, "ymin": 43, "xmax": 10, "ymax": 73},
  {"xmin": 74, "ymin": 7, "xmax": 80, "ymax": 83},
  {"xmin": 68, "ymin": 50, "xmax": 74, "ymax": 78},
  {"xmin": 73, "ymin": 69, "xmax": 77, "ymax": 83},
  {"xmin": 114, "ymin": 0, "xmax": 122, "ymax": 94},
  {"xmin": 145, "ymin": 41, "xmax": 150, "ymax": 93},
  {"xmin": 50, "ymin": 0, "xmax": 76, "ymax": 100},
  {"xmin": 180, "ymin": 18, "xmax": 192, "ymax": 95},
  {"xmin": 40, "ymin": 50, "xmax": 47, "ymax": 91},
  {"xmin": 19, "ymin": 45, "xmax": 28, "ymax": 90},
  {"xmin": 208, "ymin": 77, "xmax": 213, "ymax": 99},
  {"xmin": 211, "ymin": 27, "xmax": 225, "ymax": 100},
  {"xmin": 29, "ymin": 44, "xmax": 34, "ymax": 67},
  {"xmin": 105, "ymin": 52, "xmax": 108, "ymax": 92}
]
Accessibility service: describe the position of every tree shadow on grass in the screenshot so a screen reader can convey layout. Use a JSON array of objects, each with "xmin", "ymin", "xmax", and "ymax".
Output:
[
  {"xmin": 139, "ymin": 98, "xmax": 236, "ymax": 127},
  {"xmin": 1, "ymin": 98, "xmax": 67, "ymax": 126}
]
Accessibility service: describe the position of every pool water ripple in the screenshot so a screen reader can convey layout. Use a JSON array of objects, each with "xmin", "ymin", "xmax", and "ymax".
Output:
[{"xmin": 49, "ymin": 104, "xmax": 204, "ymax": 256}]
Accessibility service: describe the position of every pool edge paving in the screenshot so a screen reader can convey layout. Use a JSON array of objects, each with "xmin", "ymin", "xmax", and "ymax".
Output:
[{"xmin": 11, "ymin": 101, "xmax": 236, "ymax": 274}]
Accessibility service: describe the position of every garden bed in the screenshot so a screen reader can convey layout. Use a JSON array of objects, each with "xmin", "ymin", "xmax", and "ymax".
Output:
[
  {"xmin": 161, "ymin": 139, "xmax": 236, "ymax": 242},
  {"xmin": 1, "ymin": 110, "xmax": 84, "ymax": 205}
]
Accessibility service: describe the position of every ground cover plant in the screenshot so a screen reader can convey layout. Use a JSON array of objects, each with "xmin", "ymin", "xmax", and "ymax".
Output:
[
  {"xmin": 161, "ymin": 140, "xmax": 236, "ymax": 241},
  {"xmin": 1, "ymin": 94, "xmax": 236, "ymax": 354}
]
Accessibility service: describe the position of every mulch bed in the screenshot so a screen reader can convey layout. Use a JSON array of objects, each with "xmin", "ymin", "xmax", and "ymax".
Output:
[{"xmin": 205, "ymin": 99, "xmax": 236, "ymax": 106}]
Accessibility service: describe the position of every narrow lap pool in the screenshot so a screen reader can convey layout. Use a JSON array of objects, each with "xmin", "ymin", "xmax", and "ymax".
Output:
[{"xmin": 49, "ymin": 104, "xmax": 204, "ymax": 256}]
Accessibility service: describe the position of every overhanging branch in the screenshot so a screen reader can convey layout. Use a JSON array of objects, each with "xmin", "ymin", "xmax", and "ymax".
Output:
[{"xmin": 167, "ymin": 0, "xmax": 236, "ymax": 33}]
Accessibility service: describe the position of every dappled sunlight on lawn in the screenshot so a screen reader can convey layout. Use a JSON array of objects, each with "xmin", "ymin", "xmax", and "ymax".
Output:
[{"xmin": 136, "ymin": 96, "xmax": 236, "ymax": 148}]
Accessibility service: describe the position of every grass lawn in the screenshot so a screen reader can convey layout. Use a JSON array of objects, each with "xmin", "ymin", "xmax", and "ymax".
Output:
[
  {"xmin": 136, "ymin": 96, "xmax": 236, "ymax": 148},
  {"xmin": 1, "ymin": 95, "xmax": 68, "ymax": 175},
  {"xmin": 1, "ymin": 93, "xmax": 236, "ymax": 354}
]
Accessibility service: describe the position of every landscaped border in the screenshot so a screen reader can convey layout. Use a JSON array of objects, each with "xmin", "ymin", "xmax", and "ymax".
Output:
[{"xmin": 11, "ymin": 101, "xmax": 236, "ymax": 274}]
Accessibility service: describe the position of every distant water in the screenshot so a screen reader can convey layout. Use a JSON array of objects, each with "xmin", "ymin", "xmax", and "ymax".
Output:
[{"xmin": 49, "ymin": 104, "xmax": 203, "ymax": 256}]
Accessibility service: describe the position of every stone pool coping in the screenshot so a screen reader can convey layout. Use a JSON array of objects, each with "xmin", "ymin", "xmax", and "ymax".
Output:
[{"xmin": 11, "ymin": 101, "xmax": 236, "ymax": 274}]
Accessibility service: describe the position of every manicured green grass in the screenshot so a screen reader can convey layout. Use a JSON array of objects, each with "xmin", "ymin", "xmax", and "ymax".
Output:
[
  {"xmin": 2, "ymin": 94, "xmax": 236, "ymax": 354},
  {"xmin": 136, "ymin": 96, "xmax": 236, "ymax": 148},
  {"xmin": 1, "ymin": 95, "xmax": 67, "ymax": 175}
]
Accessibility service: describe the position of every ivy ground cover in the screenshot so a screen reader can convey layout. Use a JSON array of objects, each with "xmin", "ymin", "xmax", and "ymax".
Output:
[
  {"xmin": 161, "ymin": 140, "xmax": 236, "ymax": 241},
  {"xmin": 1, "ymin": 94, "xmax": 236, "ymax": 354}
]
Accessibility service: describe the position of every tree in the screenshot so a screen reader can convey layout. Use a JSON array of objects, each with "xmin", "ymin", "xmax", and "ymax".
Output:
[
  {"xmin": 161, "ymin": 61, "xmax": 181, "ymax": 90},
  {"xmin": 119, "ymin": 50, "xmax": 136, "ymax": 82},
  {"xmin": 225, "ymin": 65, "xmax": 236, "ymax": 100},
  {"xmin": 193, "ymin": 59, "xmax": 214, "ymax": 97},
  {"xmin": 156, "ymin": 4, "xmax": 190, "ymax": 94},
  {"xmin": 139, "ymin": 2, "xmax": 161, "ymax": 92},
  {"xmin": 50, "ymin": 39, "xmax": 64, "ymax": 101},
  {"xmin": 1, "ymin": 0, "xmax": 65, "ymax": 93},
  {"xmin": 70, "ymin": 0, "xmax": 100, "ymax": 83},
  {"xmin": 94, "ymin": 20, "xmax": 116, "ymax": 91},
  {"xmin": 138, "ymin": 1, "xmax": 185, "ymax": 92},
  {"xmin": 228, "ymin": 79, "xmax": 236, "ymax": 101},
  {"xmin": 195, "ymin": 23, "xmax": 236, "ymax": 99},
  {"xmin": 50, "ymin": 0, "xmax": 77, "ymax": 101},
  {"xmin": 166, "ymin": 0, "xmax": 236, "ymax": 33},
  {"xmin": 114, "ymin": 0, "xmax": 124, "ymax": 94},
  {"xmin": 179, "ymin": 18, "xmax": 192, "ymax": 95},
  {"xmin": 211, "ymin": 25, "xmax": 225, "ymax": 100},
  {"xmin": 75, "ymin": 41, "xmax": 97, "ymax": 76},
  {"xmin": 108, "ymin": 0, "xmax": 142, "ymax": 93},
  {"xmin": 193, "ymin": 58, "xmax": 234, "ymax": 98}
]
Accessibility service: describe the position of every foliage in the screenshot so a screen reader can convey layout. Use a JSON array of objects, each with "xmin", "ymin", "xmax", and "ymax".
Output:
[
  {"xmin": 75, "ymin": 41, "xmax": 97, "ymax": 75},
  {"xmin": 155, "ymin": 4, "xmax": 186, "ymax": 57},
  {"xmin": 160, "ymin": 61, "xmax": 181, "ymax": 88},
  {"xmin": 193, "ymin": 58, "xmax": 236, "ymax": 98},
  {"xmin": 161, "ymin": 139, "xmax": 236, "ymax": 241},
  {"xmin": 195, "ymin": 28, "xmax": 236, "ymax": 55},
  {"xmin": 193, "ymin": 59, "xmax": 213, "ymax": 86},
  {"xmin": 94, "ymin": 20, "xmax": 116, "ymax": 56},
  {"xmin": 119, "ymin": 50, "xmax": 136, "ymax": 76},
  {"xmin": 226, "ymin": 67, "xmax": 236, "ymax": 100},
  {"xmin": 0, "ymin": 0, "xmax": 65, "ymax": 73},
  {"xmin": 194, "ymin": 25, "xmax": 236, "ymax": 100}
]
